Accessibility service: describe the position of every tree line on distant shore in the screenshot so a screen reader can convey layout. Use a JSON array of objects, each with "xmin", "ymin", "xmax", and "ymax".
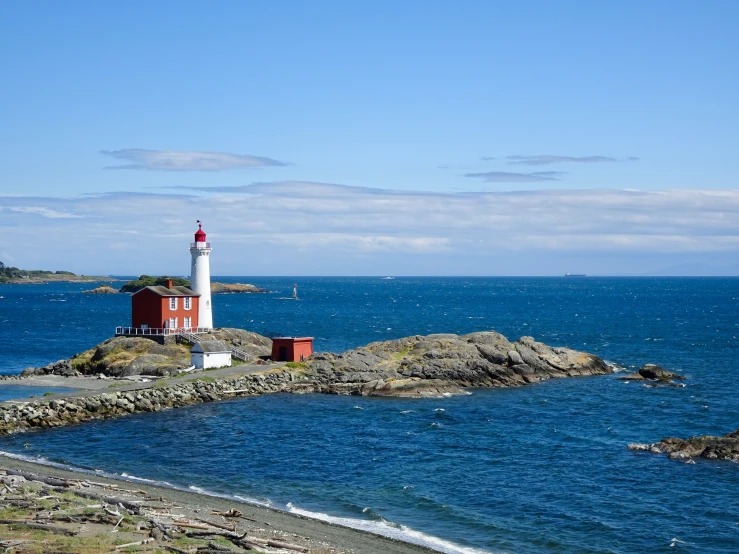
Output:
[
  {"xmin": 118, "ymin": 275, "xmax": 190, "ymax": 293},
  {"xmin": 0, "ymin": 260, "xmax": 75, "ymax": 283}
]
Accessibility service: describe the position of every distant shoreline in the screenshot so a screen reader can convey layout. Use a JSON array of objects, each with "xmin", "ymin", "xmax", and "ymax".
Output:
[{"xmin": 0, "ymin": 274, "xmax": 118, "ymax": 284}]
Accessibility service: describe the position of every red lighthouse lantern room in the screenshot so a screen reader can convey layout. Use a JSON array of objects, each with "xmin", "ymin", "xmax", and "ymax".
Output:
[{"xmin": 194, "ymin": 222, "xmax": 207, "ymax": 243}]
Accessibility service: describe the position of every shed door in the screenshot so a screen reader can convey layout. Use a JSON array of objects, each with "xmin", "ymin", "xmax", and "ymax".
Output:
[{"xmin": 278, "ymin": 347, "xmax": 288, "ymax": 361}]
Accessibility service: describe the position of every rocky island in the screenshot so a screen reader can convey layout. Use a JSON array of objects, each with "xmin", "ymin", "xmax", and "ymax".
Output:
[
  {"xmin": 629, "ymin": 429, "xmax": 739, "ymax": 462},
  {"xmin": 118, "ymin": 275, "xmax": 267, "ymax": 294},
  {"xmin": 616, "ymin": 363, "xmax": 686, "ymax": 384},
  {"xmin": 81, "ymin": 285, "xmax": 119, "ymax": 294},
  {"xmin": 0, "ymin": 330, "xmax": 610, "ymax": 436}
]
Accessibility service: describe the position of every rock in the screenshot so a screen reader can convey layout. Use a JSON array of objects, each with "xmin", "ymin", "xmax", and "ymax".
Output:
[
  {"xmin": 637, "ymin": 364, "xmax": 685, "ymax": 382},
  {"xmin": 507, "ymin": 350, "xmax": 524, "ymax": 366},
  {"xmin": 618, "ymin": 364, "xmax": 686, "ymax": 383},
  {"xmin": 34, "ymin": 329, "xmax": 274, "ymax": 377},
  {"xmin": 616, "ymin": 372, "xmax": 646, "ymax": 381},
  {"xmin": 21, "ymin": 367, "xmax": 43, "ymax": 377},
  {"xmin": 123, "ymin": 354, "xmax": 175, "ymax": 376},
  {"xmin": 628, "ymin": 428, "xmax": 739, "ymax": 462},
  {"xmin": 82, "ymin": 285, "xmax": 119, "ymax": 294},
  {"xmin": 210, "ymin": 282, "xmax": 268, "ymax": 294},
  {"xmin": 511, "ymin": 364, "xmax": 534, "ymax": 376},
  {"xmin": 361, "ymin": 378, "xmax": 463, "ymax": 397},
  {"xmin": 304, "ymin": 331, "xmax": 610, "ymax": 395}
]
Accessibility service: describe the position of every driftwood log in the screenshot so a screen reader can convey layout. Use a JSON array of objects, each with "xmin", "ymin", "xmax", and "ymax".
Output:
[
  {"xmin": 249, "ymin": 536, "xmax": 310, "ymax": 552},
  {"xmin": 184, "ymin": 529, "xmax": 263, "ymax": 550},
  {"xmin": 4, "ymin": 469, "xmax": 74, "ymax": 488},
  {"xmin": 57, "ymin": 488, "xmax": 143, "ymax": 514},
  {"xmin": 0, "ymin": 519, "xmax": 78, "ymax": 536},
  {"xmin": 193, "ymin": 516, "xmax": 236, "ymax": 531},
  {"xmin": 162, "ymin": 546, "xmax": 190, "ymax": 554},
  {"xmin": 113, "ymin": 538, "xmax": 154, "ymax": 550}
]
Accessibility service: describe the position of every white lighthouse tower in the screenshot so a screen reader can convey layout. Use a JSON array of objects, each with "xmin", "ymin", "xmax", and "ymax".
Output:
[{"xmin": 190, "ymin": 221, "xmax": 213, "ymax": 330}]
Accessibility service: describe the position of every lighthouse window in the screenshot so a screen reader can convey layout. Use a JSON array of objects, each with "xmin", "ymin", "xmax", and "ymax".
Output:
[
  {"xmin": 184, "ymin": 297, "xmax": 191, "ymax": 310},
  {"xmin": 169, "ymin": 297, "xmax": 178, "ymax": 310}
]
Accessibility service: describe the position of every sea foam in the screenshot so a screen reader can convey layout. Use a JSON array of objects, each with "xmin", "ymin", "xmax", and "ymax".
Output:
[{"xmin": 286, "ymin": 503, "xmax": 497, "ymax": 554}]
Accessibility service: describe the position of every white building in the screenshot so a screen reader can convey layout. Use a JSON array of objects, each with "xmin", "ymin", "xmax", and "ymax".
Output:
[
  {"xmin": 191, "ymin": 340, "xmax": 232, "ymax": 369},
  {"xmin": 190, "ymin": 221, "xmax": 213, "ymax": 330}
]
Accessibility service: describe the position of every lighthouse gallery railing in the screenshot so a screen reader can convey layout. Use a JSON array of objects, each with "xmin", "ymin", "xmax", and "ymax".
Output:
[{"xmin": 115, "ymin": 326, "xmax": 211, "ymax": 336}]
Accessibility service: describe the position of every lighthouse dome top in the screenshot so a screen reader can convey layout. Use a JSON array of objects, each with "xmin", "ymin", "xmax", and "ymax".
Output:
[{"xmin": 194, "ymin": 222, "xmax": 207, "ymax": 242}]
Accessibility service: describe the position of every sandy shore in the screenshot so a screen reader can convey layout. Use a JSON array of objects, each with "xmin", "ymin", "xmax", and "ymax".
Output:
[{"xmin": 0, "ymin": 454, "xmax": 438, "ymax": 554}]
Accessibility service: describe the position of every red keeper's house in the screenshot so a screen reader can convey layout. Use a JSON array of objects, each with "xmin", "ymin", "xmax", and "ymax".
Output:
[
  {"xmin": 271, "ymin": 337, "xmax": 314, "ymax": 362},
  {"xmin": 130, "ymin": 278, "xmax": 201, "ymax": 333}
]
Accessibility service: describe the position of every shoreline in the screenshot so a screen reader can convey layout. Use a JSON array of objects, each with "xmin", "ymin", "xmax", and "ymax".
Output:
[
  {"xmin": 0, "ymin": 453, "xmax": 448, "ymax": 554},
  {"xmin": 0, "ymin": 276, "xmax": 118, "ymax": 285}
]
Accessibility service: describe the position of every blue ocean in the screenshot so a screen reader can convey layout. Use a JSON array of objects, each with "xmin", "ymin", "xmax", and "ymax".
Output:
[{"xmin": 0, "ymin": 277, "xmax": 737, "ymax": 553}]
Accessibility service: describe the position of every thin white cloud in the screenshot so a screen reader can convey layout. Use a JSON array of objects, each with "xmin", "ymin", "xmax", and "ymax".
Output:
[
  {"xmin": 507, "ymin": 155, "xmax": 638, "ymax": 165},
  {"xmin": 465, "ymin": 171, "xmax": 566, "ymax": 182},
  {"xmin": 8, "ymin": 206, "xmax": 85, "ymax": 219},
  {"xmin": 100, "ymin": 149, "xmax": 288, "ymax": 171}
]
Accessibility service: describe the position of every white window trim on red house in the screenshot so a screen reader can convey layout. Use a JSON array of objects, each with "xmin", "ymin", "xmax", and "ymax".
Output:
[
  {"xmin": 169, "ymin": 297, "xmax": 178, "ymax": 310},
  {"xmin": 184, "ymin": 297, "xmax": 191, "ymax": 310}
]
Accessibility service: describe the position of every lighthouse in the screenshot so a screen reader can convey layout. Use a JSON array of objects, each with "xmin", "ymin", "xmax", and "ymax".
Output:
[{"xmin": 190, "ymin": 221, "xmax": 213, "ymax": 330}]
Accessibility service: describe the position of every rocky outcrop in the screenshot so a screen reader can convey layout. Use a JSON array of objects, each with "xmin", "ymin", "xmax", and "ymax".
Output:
[
  {"xmin": 119, "ymin": 276, "xmax": 190, "ymax": 293},
  {"xmin": 210, "ymin": 282, "xmax": 268, "ymax": 294},
  {"xmin": 24, "ymin": 329, "xmax": 272, "ymax": 378},
  {"xmin": 82, "ymin": 285, "xmax": 119, "ymax": 294},
  {"xmin": 629, "ymin": 428, "xmax": 739, "ymax": 462},
  {"xmin": 21, "ymin": 330, "xmax": 609, "ymax": 392},
  {"xmin": 21, "ymin": 359, "xmax": 79, "ymax": 378},
  {"xmin": 1, "ymin": 330, "xmax": 612, "ymax": 436},
  {"xmin": 617, "ymin": 363, "xmax": 686, "ymax": 384},
  {"xmin": 119, "ymin": 276, "xmax": 267, "ymax": 294},
  {"xmin": 203, "ymin": 328, "xmax": 272, "ymax": 358},
  {"xmin": 302, "ymin": 332, "xmax": 611, "ymax": 397}
]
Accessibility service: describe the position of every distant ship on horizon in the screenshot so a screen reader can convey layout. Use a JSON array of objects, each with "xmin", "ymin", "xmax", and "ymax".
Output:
[{"xmin": 564, "ymin": 273, "xmax": 587, "ymax": 277}]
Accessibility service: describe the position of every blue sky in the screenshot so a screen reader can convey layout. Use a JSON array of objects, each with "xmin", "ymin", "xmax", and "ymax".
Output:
[{"xmin": 1, "ymin": 1, "xmax": 738, "ymax": 275}]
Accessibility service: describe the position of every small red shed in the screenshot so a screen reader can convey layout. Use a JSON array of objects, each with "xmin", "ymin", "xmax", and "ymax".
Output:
[
  {"xmin": 271, "ymin": 337, "xmax": 314, "ymax": 362},
  {"xmin": 131, "ymin": 279, "xmax": 201, "ymax": 332}
]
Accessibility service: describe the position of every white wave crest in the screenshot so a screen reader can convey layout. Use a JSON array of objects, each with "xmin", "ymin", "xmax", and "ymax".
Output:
[
  {"xmin": 286, "ymin": 503, "xmax": 497, "ymax": 554},
  {"xmin": 121, "ymin": 472, "xmax": 174, "ymax": 487}
]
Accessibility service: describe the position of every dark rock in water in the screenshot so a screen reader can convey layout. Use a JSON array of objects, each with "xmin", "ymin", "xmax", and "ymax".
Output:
[
  {"xmin": 638, "ymin": 363, "xmax": 685, "ymax": 382},
  {"xmin": 617, "ymin": 363, "xmax": 685, "ymax": 383},
  {"xmin": 629, "ymin": 427, "xmax": 739, "ymax": 462}
]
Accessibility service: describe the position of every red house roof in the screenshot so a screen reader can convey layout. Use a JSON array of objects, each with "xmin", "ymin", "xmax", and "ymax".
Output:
[{"xmin": 133, "ymin": 285, "xmax": 200, "ymax": 297}]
